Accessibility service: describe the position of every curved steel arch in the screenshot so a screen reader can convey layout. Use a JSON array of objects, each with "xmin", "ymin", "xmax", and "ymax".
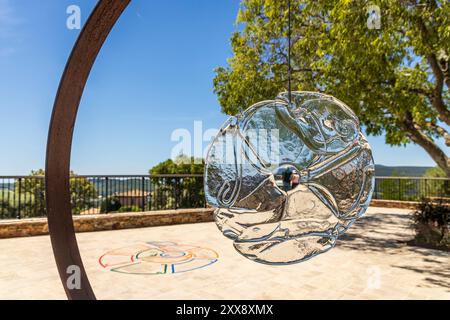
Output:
[{"xmin": 45, "ymin": 0, "xmax": 130, "ymax": 300}]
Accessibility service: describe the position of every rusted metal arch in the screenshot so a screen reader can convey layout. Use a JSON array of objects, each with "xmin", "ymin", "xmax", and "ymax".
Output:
[{"xmin": 45, "ymin": 0, "xmax": 130, "ymax": 300}]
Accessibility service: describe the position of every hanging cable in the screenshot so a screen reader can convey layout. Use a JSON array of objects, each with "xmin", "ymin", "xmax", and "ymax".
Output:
[{"xmin": 287, "ymin": 0, "xmax": 292, "ymax": 104}]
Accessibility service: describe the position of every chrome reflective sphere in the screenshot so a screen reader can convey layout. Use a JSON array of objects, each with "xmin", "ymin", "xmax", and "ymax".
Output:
[{"xmin": 205, "ymin": 91, "xmax": 375, "ymax": 264}]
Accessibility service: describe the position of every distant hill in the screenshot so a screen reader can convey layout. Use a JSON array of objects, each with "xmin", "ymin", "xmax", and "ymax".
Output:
[
  {"xmin": 275, "ymin": 165, "xmax": 432, "ymax": 177},
  {"xmin": 90, "ymin": 178, "xmax": 152, "ymax": 197},
  {"xmin": 375, "ymin": 165, "xmax": 433, "ymax": 177},
  {"xmin": 0, "ymin": 166, "xmax": 436, "ymax": 199}
]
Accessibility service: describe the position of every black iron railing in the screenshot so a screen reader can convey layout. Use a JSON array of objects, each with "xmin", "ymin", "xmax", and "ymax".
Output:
[
  {"xmin": 372, "ymin": 176, "xmax": 450, "ymax": 202},
  {"xmin": 0, "ymin": 174, "xmax": 205, "ymax": 219},
  {"xmin": 0, "ymin": 175, "xmax": 448, "ymax": 220}
]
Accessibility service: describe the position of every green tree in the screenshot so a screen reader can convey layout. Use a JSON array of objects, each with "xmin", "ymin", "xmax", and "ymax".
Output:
[
  {"xmin": 17, "ymin": 169, "xmax": 98, "ymax": 217},
  {"xmin": 150, "ymin": 155, "xmax": 205, "ymax": 175},
  {"xmin": 149, "ymin": 155, "xmax": 205, "ymax": 209},
  {"xmin": 0, "ymin": 195, "xmax": 17, "ymax": 219},
  {"xmin": 424, "ymin": 166, "xmax": 449, "ymax": 199},
  {"xmin": 425, "ymin": 166, "xmax": 446, "ymax": 178},
  {"xmin": 19, "ymin": 169, "xmax": 46, "ymax": 217},
  {"xmin": 69, "ymin": 172, "xmax": 99, "ymax": 215},
  {"xmin": 214, "ymin": 0, "xmax": 450, "ymax": 176},
  {"xmin": 100, "ymin": 196, "xmax": 121, "ymax": 213},
  {"xmin": 377, "ymin": 169, "xmax": 416, "ymax": 200},
  {"xmin": 118, "ymin": 205, "xmax": 141, "ymax": 213}
]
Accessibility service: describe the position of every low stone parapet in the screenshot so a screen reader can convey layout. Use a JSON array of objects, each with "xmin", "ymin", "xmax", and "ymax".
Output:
[
  {"xmin": 370, "ymin": 199, "xmax": 420, "ymax": 210},
  {"xmin": 0, "ymin": 208, "xmax": 214, "ymax": 239},
  {"xmin": 0, "ymin": 200, "xmax": 421, "ymax": 239}
]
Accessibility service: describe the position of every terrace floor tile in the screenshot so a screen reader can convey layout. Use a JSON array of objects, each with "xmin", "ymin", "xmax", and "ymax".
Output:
[{"xmin": 0, "ymin": 207, "xmax": 448, "ymax": 300}]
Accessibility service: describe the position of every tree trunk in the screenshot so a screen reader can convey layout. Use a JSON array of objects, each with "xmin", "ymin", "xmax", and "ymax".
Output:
[
  {"xmin": 403, "ymin": 113, "xmax": 450, "ymax": 177},
  {"xmin": 426, "ymin": 54, "xmax": 450, "ymax": 126},
  {"xmin": 416, "ymin": 17, "xmax": 450, "ymax": 126}
]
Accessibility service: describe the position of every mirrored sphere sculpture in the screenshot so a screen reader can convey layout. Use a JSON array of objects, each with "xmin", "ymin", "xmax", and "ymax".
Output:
[{"xmin": 205, "ymin": 91, "xmax": 375, "ymax": 264}]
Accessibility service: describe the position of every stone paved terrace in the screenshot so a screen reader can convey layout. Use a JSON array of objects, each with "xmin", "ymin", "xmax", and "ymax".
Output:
[{"xmin": 0, "ymin": 207, "xmax": 448, "ymax": 300}]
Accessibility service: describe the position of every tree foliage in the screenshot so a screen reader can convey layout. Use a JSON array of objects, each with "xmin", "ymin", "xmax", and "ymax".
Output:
[
  {"xmin": 424, "ymin": 166, "xmax": 450, "ymax": 198},
  {"xmin": 214, "ymin": 0, "xmax": 450, "ymax": 176},
  {"xmin": 149, "ymin": 155, "xmax": 205, "ymax": 209},
  {"xmin": 100, "ymin": 196, "xmax": 121, "ymax": 213},
  {"xmin": 149, "ymin": 155, "xmax": 204, "ymax": 175},
  {"xmin": 0, "ymin": 196, "xmax": 17, "ymax": 219},
  {"xmin": 18, "ymin": 169, "xmax": 98, "ymax": 217},
  {"xmin": 425, "ymin": 166, "xmax": 446, "ymax": 177}
]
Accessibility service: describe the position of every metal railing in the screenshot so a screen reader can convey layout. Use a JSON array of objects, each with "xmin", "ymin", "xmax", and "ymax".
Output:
[
  {"xmin": 0, "ymin": 174, "xmax": 205, "ymax": 220},
  {"xmin": 0, "ymin": 175, "xmax": 448, "ymax": 220},
  {"xmin": 372, "ymin": 176, "xmax": 450, "ymax": 202}
]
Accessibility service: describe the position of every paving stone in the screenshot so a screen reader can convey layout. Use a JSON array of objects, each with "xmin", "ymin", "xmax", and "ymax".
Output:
[{"xmin": 0, "ymin": 207, "xmax": 448, "ymax": 300}]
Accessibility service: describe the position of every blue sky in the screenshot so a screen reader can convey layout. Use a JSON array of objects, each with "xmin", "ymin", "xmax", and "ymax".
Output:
[{"xmin": 0, "ymin": 0, "xmax": 446, "ymax": 175}]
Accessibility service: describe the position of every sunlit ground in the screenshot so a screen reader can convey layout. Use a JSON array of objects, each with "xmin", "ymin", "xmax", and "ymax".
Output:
[{"xmin": 0, "ymin": 207, "xmax": 448, "ymax": 300}]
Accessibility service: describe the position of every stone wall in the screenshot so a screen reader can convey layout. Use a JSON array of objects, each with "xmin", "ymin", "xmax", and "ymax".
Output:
[
  {"xmin": 0, "ymin": 200, "xmax": 420, "ymax": 239},
  {"xmin": 370, "ymin": 199, "xmax": 420, "ymax": 210},
  {"xmin": 0, "ymin": 208, "xmax": 214, "ymax": 239}
]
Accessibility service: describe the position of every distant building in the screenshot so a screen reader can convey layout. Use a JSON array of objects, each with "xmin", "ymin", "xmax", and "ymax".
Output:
[
  {"xmin": 114, "ymin": 190, "xmax": 151, "ymax": 208},
  {"xmin": 80, "ymin": 208, "xmax": 100, "ymax": 215}
]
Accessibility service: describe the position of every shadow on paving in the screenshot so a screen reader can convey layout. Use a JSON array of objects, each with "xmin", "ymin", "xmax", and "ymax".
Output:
[
  {"xmin": 337, "ymin": 212, "xmax": 412, "ymax": 253},
  {"xmin": 337, "ymin": 210, "xmax": 450, "ymax": 290},
  {"xmin": 394, "ymin": 264, "xmax": 450, "ymax": 290}
]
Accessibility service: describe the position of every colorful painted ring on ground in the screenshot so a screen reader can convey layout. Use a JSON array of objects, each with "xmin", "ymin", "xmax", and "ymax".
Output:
[{"xmin": 99, "ymin": 242, "xmax": 218, "ymax": 275}]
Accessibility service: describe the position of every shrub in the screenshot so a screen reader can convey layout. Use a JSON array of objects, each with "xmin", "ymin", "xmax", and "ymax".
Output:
[
  {"xmin": 18, "ymin": 169, "xmax": 99, "ymax": 217},
  {"xmin": 100, "ymin": 196, "xmax": 121, "ymax": 213},
  {"xmin": 149, "ymin": 155, "xmax": 205, "ymax": 209},
  {"xmin": 0, "ymin": 199, "xmax": 16, "ymax": 219},
  {"xmin": 117, "ymin": 205, "xmax": 141, "ymax": 213},
  {"xmin": 412, "ymin": 198, "xmax": 449, "ymax": 248}
]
